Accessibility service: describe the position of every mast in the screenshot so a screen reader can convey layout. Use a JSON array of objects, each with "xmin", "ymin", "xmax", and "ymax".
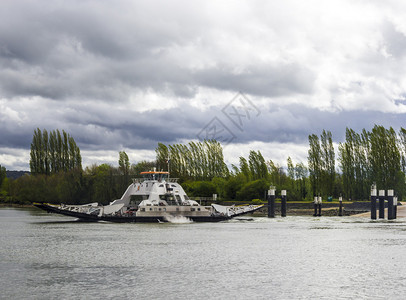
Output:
[{"xmin": 167, "ymin": 155, "xmax": 170, "ymax": 181}]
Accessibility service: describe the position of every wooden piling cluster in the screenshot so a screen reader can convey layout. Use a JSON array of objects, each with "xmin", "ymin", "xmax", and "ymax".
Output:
[
  {"xmin": 313, "ymin": 196, "xmax": 322, "ymax": 216},
  {"xmin": 267, "ymin": 188, "xmax": 287, "ymax": 218},
  {"xmin": 370, "ymin": 187, "xmax": 398, "ymax": 220}
]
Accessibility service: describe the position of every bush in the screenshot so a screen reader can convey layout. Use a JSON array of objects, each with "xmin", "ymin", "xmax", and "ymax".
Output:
[
  {"xmin": 224, "ymin": 174, "xmax": 246, "ymax": 200},
  {"xmin": 251, "ymin": 199, "xmax": 263, "ymax": 204},
  {"xmin": 183, "ymin": 181, "xmax": 217, "ymax": 197},
  {"xmin": 236, "ymin": 179, "xmax": 269, "ymax": 201}
]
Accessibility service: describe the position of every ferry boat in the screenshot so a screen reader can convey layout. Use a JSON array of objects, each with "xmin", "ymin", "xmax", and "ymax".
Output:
[{"xmin": 34, "ymin": 170, "xmax": 263, "ymax": 222}]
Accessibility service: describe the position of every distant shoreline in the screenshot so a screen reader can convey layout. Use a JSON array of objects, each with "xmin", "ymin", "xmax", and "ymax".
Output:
[{"xmin": 0, "ymin": 203, "xmax": 33, "ymax": 208}]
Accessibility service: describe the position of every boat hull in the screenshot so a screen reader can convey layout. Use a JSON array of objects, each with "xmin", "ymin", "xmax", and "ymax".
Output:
[{"xmin": 33, "ymin": 203, "xmax": 262, "ymax": 223}]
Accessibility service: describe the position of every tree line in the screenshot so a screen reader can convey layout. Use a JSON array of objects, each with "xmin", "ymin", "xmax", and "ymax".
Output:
[
  {"xmin": 337, "ymin": 125, "xmax": 406, "ymax": 201},
  {"xmin": 2, "ymin": 125, "xmax": 406, "ymax": 205}
]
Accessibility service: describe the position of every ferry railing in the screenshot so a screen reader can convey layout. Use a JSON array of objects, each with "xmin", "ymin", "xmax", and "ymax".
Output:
[
  {"xmin": 189, "ymin": 197, "xmax": 217, "ymax": 206},
  {"xmin": 132, "ymin": 178, "xmax": 179, "ymax": 184}
]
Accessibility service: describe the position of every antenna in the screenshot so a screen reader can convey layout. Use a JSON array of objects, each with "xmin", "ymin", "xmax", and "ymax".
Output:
[{"xmin": 167, "ymin": 154, "xmax": 170, "ymax": 180}]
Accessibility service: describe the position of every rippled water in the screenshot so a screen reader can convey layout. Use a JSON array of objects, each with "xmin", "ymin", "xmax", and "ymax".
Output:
[{"xmin": 1, "ymin": 208, "xmax": 406, "ymax": 299}]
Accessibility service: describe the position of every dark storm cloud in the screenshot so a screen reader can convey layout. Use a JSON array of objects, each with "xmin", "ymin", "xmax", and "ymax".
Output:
[
  {"xmin": 195, "ymin": 64, "xmax": 315, "ymax": 98},
  {"xmin": 3, "ymin": 99, "xmax": 402, "ymax": 153},
  {"xmin": 0, "ymin": 0, "xmax": 319, "ymax": 102},
  {"xmin": 215, "ymin": 104, "xmax": 406, "ymax": 146}
]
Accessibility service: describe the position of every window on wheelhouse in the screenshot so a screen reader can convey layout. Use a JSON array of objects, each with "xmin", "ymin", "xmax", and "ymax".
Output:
[
  {"xmin": 141, "ymin": 172, "xmax": 169, "ymax": 181},
  {"xmin": 175, "ymin": 195, "xmax": 182, "ymax": 203},
  {"xmin": 130, "ymin": 195, "xmax": 148, "ymax": 205},
  {"xmin": 159, "ymin": 194, "xmax": 177, "ymax": 206}
]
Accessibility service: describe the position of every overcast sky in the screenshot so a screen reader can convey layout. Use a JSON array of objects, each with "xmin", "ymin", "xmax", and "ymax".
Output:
[{"xmin": 1, "ymin": 0, "xmax": 406, "ymax": 171}]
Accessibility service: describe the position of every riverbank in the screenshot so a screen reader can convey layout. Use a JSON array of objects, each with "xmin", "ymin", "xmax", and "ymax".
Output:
[
  {"xmin": 252, "ymin": 201, "xmax": 369, "ymax": 217},
  {"xmin": 352, "ymin": 202, "xmax": 406, "ymax": 218}
]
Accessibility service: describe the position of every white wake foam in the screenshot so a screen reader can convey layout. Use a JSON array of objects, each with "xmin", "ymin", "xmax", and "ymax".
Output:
[{"xmin": 164, "ymin": 214, "xmax": 193, "ymax": 224}]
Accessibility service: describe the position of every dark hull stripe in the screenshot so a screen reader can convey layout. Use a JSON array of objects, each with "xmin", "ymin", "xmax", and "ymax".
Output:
[{"xmin": 33, "ymin": 203, "xmax": 263, "ymax": 223}]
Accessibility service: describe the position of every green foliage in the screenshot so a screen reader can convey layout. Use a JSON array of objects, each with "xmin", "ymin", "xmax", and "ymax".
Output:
[
  {"xmin": 0, "ymin": 165, "xmax": 6, "ymax": 190},
  {"xmin": 7, "ymin": 170, "xmax": 85, "ymax": 205},
  {"xmin": 131, "ymin": 160, "xmax": 156, "ymax": 176},
  {"xmin": 211, "ymin": 177, "xmax": 227, "ymax": 199},
  {"xmin": 155, "ymin": 140, "xmax": 228, "ymax": 181},
  {"xmin": 10, "ymin": 125, "xmax": 406, "ymax": 206},
  {"xmin": 308, "ymin": 130, "xmax": 335, "ymax": 198},
  {"xmin": 119, "ymin": 151, "xmax": 130, "ymax": 191},
  {"xmin": 285, "ymin": 157, "xmax": 309, "ymax": 201},
  {"xmin": 338, "ymin": 125, "xmax": 405, "ymax": 200},
  {"xmin": 320, "ymin": 130, "xmax": 335, "ymax": 197},
  {"xmin": 308, "ymin": 133, "xmax": 322, "ymax": 197},
  {"xmin": 183, "ymin": 181, "xmax": 217, "ymax": 197},
  {"xmin": 248, "ymin": 150, "xmax": 268, "ymax": 180},
  {"xmin": 30, "ymin": 128, "xmax": 82, "ymax": 175},
  {"xmin": 224, "ymin": 174, "xmax": 246, "ymax": 200},
  {"xmin": 239, "ymin": 157, "xmax": 250, "ymax": 181},
  {"xmin": 267, "ymin": 159, "xmax": 289, "ymax": 187},
  {"xmin": 251, "ymin": 199, "xmax": 263, "ymax": 204},
  {"xmin": 83, "ymin": 164, "xmax": 120, "ymax": 205},
  {"xmin": 236, "ymin": 179, "xmax": 269, "ymax": 201}
]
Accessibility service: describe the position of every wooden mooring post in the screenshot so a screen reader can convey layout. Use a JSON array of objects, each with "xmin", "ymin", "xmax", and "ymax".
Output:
[
  {"xmin": 313, "ymin": 196, "xmax": 322, "ymax": 217},
  {"xmin": 281, "ymin": 190, "xmax": 287, "ymax": 217},
  {"xmin": 378, "ymin": 190, "xmax": 385, "ymax": 219},
  {"xmin": 394, "ymin": 196, "xmax": 398, "ymax": 219},
  {"xmin": 338, "ymin": 196, "xmax": 343, "ymax": 216},
  {"xmin": 371, "ymin": 187, "xmax": 397, "ymax": 221},
  {"xmin": 313, "ymin": 196, "xmax": 318, "ymax": 217},
  {"xmin": 370, "ymin": 187, "xmax": 377, "ymax": 220},
  {"xmin": 267, "ymin": 187, "xmax": 276, "ymax": 218},
  {"xmin": 318, "ymin": 196, "xmax": 322, "ymax": 216},
  {"xmin": 388, "ymin": 190, "xmax": 394, "ymax": 220}
]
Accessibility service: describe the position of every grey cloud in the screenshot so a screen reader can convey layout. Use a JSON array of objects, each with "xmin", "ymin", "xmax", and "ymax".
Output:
[
  {"xmin": 195, "ymin": 64, "xmax": 315, "ymax": 98},
  {"xmin": 2, "ymin": 97, "xmax": 404, "ymax": 155},
  {"xmin": 0, "ymin": 0, "xmax": 318, "ymax": 103},
  {"xmin": 217, "ymin": 104, "xmax": 406, "ymax": 146},
  {"xmin": 382, "ymin": 21, "xmax": 406, "ymax": 58}
]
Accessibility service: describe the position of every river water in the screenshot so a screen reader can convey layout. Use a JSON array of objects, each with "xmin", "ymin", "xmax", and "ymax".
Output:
[{"xmin": 1, "ymin": 207, "xmax": 406, "ymax": 299}]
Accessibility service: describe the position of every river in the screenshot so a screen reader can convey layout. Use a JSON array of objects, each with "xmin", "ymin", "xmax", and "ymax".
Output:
[{"xmin": 1, "ymin": 207, "xmax": 406, "ymax": 299}]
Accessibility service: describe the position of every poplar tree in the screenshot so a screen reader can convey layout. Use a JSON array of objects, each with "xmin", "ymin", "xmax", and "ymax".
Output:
[
  {"xmin": 155, "ymin": 143, "xmax": 169, "ymax": 172},
  {"xmin": 118, "ymin": 151, "xmax": 130, "ymax": 190},
  {"xmin": 398, "ymin": 127, "xmax": 406, "ymax": 173},
  {"xmin": 29, "ymin": 128, "xmax": 82, "ymax": 175},
  {"xmin": 0, "ymin": 165, "xmax": 6, "ymax": 188},
  {"xmin": 155, "ymin": 140, "xmax": 227, "ymax": 181},
  {"xmin": 239, "ymin": 157, "xmax": 251, "ymax": 181},
  {"xmin": 339, "ymin": 125, "xmax": 404, "ymax": 200},
  {"xmin": 320, "ymin": 130, "xmax": 335, "ymax": 197},
  {"xmin": 308, "ymin": 134, "xmax": 322, "ymax": 197},
  {"xmin": 295, "ymin": 162, "xmax": 308, "ymax": 200},
  {"xmin": 118, "ymin": 151, "xmax": 130, "ymax": 177},
  {"xmin": 370, "ymin": 125, "xmax": 401, "ymax": 190},
  {"xmin": 248, "ymin": 150, "xmax": 268, "ymax": 180}
]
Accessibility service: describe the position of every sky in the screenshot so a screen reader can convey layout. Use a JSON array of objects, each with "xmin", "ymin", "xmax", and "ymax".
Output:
[{"xmin": 1, "ymin": 0, "xmax": 406, "ymax": 171}]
